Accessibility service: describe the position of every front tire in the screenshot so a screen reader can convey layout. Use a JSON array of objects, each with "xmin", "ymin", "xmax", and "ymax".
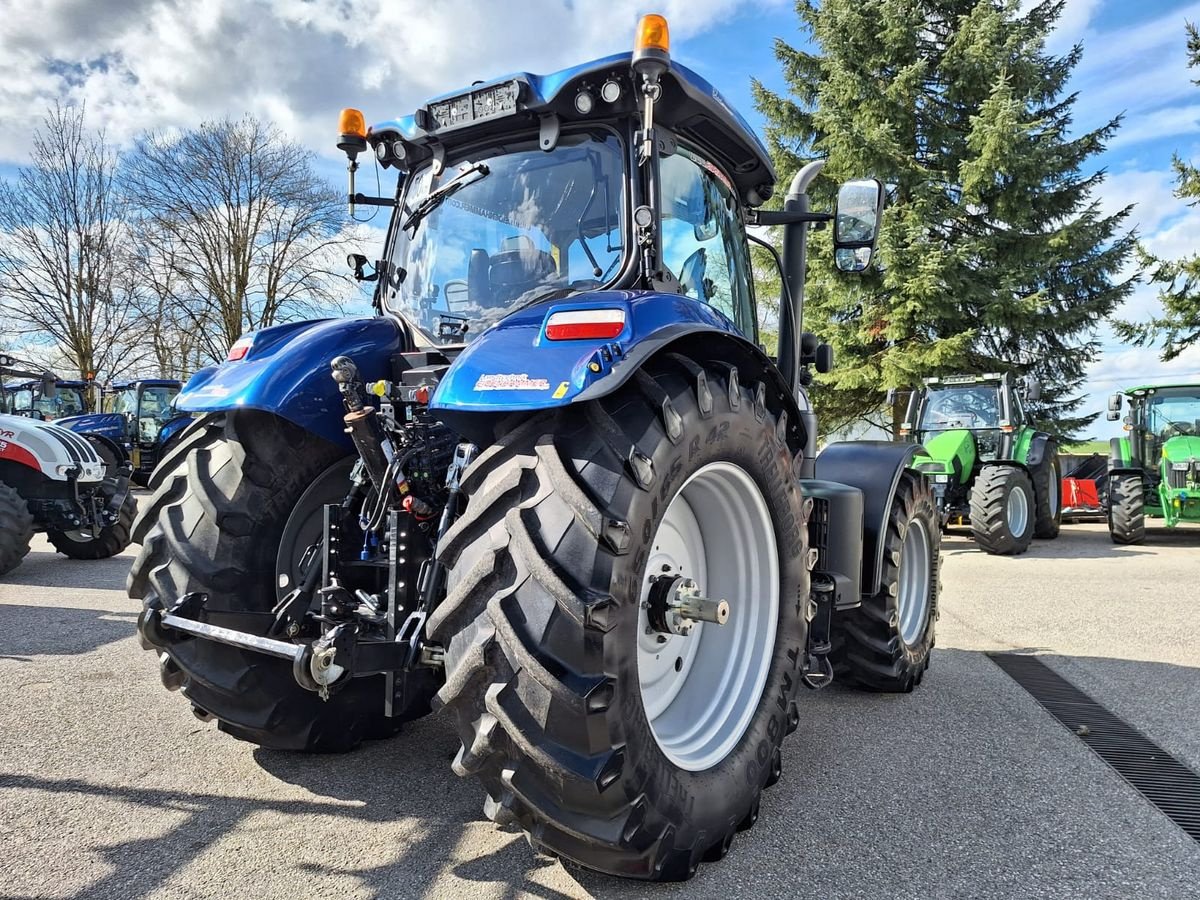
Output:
[
  {"xmin": 1032, "ymin": 450, "xmax": 1062, "ymax": 539},
  {"xmin": 1108, "ymin": 474, "xmax": 1145, "ymax": 545},
  {"xmin": 839, "ymin": 471, "xmax": 939, "ymax": 691},
  {"xmin": 0, "ymin": 482, "xmax": 35, "ymax": 576},
  {"xmin": 127, "ymin": 411, "xmax": 436, "ymax": 752},
  {"xmin": 430, "ymin": 358, "xmax": 810, "ymax": 879},
  {"xmin": 46, "ymin": 488, "xmax": 137, "ymax": 560},
  {"xmin": 969, "ymin": 464, "xmax": 1035, "ymax": 555}
]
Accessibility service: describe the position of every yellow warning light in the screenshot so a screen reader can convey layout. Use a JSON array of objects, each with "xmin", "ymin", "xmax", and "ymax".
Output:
[{"xmin": 634, "ymin": 14, "xmax": 670, "ymax": 55}]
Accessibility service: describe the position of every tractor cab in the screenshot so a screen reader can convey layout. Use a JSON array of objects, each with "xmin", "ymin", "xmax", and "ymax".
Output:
[
  {"xmin": 1106, "ymin": 383, "xmax": 1200, "ymax": 536},
  {"xmin": 103, "ymin": 380, "xmax": 184, "ymax": 447},
  {"xmin": 2, "ymin": 379, "xmax": 89, "ymax": 421},
  {"xmin": 905, "ymin": 372, "xmax": 1037, "ymax": 461}
]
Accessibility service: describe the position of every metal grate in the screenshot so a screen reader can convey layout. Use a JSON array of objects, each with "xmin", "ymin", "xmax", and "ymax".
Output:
[{"xmin": 990, "ymin": 652, "xmax": 1200, "ymax": 844}]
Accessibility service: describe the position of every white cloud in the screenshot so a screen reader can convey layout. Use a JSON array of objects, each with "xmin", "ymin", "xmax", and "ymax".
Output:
[{"xmin": 0, "ymin": 0, "xmax": 785, "ymax": 163}]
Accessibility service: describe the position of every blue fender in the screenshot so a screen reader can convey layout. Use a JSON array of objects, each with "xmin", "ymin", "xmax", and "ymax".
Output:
[
  {"xmin": 175, "ymin": 317, "xmax": 406, "ymax": 448},
  {"xmin": 58, "ymin": 412, "xmax": 128, "ymax": 444},
  {"xmin": 157, "ymin": 415, "xmax": 193, "ymax": 449},
  {"xmin": 431, "ymin": 290, "xmax": 789, "ymax": 441}
]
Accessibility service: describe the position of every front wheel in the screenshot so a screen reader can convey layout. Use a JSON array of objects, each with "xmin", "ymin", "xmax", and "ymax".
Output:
[
  {"xmin": 1032, "ymin": 450, "xmax": 1062, "ymax": 539},
  {"xmin": 969, "ymin": 464, "xmax": 1035, "ymax": 555},
  {"xmin": 430, "ymin": 358, "xmax": 810, "ymax": 879},
  {"xmin": 838, "ymin": 471, "xmax": 939, "ymax": 691},
  {"xmin": 46, "ymin": 488, "xmax": 137, "ymax": 560},
  {"xmin": 1108, "ymin": 474, "xmax": 1145, "ymax": 544}
]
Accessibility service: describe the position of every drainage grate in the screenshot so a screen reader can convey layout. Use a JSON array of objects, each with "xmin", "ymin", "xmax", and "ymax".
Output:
[{"xmin": 989, "ymin": 652, "xmax": 1200, "ymax": 844}]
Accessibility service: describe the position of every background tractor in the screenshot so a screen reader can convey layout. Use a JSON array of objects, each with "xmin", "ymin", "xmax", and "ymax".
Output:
[
  {"xmin": 898, "ymin": 372, "xmax": 1061, "ymax": 554},
  {"xmin": 0, "ymin": 354, "xmax": 137, "ymax": 575},
  {"xmin": 131, "ymin": 16, "xmax": 941, "ymax": 880},
  {"xmin": 1106, "ymin": 383, "xmax": 1200, "ymax": 543},
  {"xmin": 58, "ymin": 379, "xmax": 189, "ymax": 484},
  {"xmin": 0, "ymin": 374, "xmax": 91, "ymax": 420}
]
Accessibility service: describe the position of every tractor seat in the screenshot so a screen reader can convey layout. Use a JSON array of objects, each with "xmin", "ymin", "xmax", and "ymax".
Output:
[{"xmin": 488, "ymin": 235, "xmax": 557, "ymax": 303}]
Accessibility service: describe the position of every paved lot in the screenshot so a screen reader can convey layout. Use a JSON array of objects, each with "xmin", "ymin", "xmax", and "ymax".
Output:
[{"xmin": 2, "ymin": 519, "xmax": 1199, "ymax": 899}]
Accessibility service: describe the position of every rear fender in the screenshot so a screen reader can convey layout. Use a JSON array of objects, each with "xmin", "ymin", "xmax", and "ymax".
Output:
[
  {"xmin": 1108, "ymin": 436, "xmax": 1134, "ymax": 472},
  {"xmin": 814, "ymin": 441, "xmax": 924, "ymax": 597},
  {"xmin": 431, "ymin": 290, "xmax": 806, "ymax": 450},
  {"xmin": 175, "ymin": 317, "xmax": 406, "ymax": 448}
]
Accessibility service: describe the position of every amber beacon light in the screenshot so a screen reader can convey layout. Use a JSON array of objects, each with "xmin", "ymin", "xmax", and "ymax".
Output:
[{"xmin": 634, "ymin": 14, "xmax": 670, "ymax": 55}]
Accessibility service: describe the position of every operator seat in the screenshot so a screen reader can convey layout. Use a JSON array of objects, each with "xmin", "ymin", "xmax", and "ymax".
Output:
[
  {"xmin": 466, "ymin": 249, "xmax": 493, "ymax": 307},
  {"xmin": 488, "ymin": 235, "xmax": 557, "ymax": 305}
]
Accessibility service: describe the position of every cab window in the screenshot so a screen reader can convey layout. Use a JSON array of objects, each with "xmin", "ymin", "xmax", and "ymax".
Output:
[{"xmin": 658, "ymin": 148, "xmax": 756, "ymax": 337}]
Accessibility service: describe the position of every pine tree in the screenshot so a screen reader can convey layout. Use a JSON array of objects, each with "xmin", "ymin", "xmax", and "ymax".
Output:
[
  {"xmin": 753, "ymin": 0, "xmax": 1136, "ymax": 439},
  {"xmin": 1115, "ymin": 23, "xmax": 1200, "ymax": 362}
]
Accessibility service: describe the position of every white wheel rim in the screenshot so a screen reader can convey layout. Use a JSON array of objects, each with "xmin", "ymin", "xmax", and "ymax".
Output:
[
  {"xmin": 896, "ymin": 518, "xmax": 932, "ymax": 644},
  {"xmin": 1007, "ymin": 484, "xmax": 1029, "ymax": 537},
  {"xmin": 636, "ymin": 462, "xmax": 779, "ymax": 772}
]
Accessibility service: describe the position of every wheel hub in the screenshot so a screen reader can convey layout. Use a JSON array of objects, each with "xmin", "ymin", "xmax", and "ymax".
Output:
[{"xmin": 636, "ymin": 461, "xmax": 779, "ymax": 772}]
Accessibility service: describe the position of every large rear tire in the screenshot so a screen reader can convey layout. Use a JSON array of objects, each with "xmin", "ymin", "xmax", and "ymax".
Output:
[
  {"xmin": 969, "ymin": 464, "xmax": 1035, "ymax": 555},
  {"xmin": 838, "ymin": 471, "xmax": 939, "ymax": 691},
  {"xmin": 0, "ymin": 482, "xmax": 35, "ymax": 576},
  {"xmin": 127, "ymin": 411, "xmax": 437, "ymax": 752},
  {"xmin": 430, "ymin": 358, "xmax": 810, "ymax": 880},
  {"xmin": 1108, "ymin": 474, "xmax": 1145, "ymax": 545},
  {"xmin": 1032, "ymin": 449, "xmax": 1062, "ymax": 539},
  {"xmin": 46, "ymin": 488, "xmax": 137, "ymax": 560}
]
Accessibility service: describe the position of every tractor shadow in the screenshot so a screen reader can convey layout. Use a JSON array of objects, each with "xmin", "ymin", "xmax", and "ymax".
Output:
[
  {"xmin": 940, "ymin": 529, "xmax": 1153, "ymax": 559},
  {"xmin": 2, "ymin": 712, "xmax": 575, "ymax": 900},
  {"xmin": 0, "ymin": 545, "xmax": 134, "ymax": 591},
  {"xmin": 0, "ymin": 602, "xmax": 138, "ymax": 659}
]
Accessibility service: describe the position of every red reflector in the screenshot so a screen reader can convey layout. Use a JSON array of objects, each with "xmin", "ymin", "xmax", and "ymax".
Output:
[
  {"xmin": 226, "ymin": 336, "xmax": 253, "ymax": 361},
  {"xmin": 545, "ymin": 309, "xmax": 625, "ymax": 341}
]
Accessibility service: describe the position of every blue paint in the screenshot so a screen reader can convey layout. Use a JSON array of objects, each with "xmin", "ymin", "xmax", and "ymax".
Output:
[
  {"xmin": 157, "ymin": 415, "xmax": 192, "ymax": 447},
  {"xmin": 371, "ymin": 52, "xmax": 769, "ymax": 167},
  {"xmin": 175, "ymin": 317, "xmax": 405, "ymax": 448},
  {"xmin": 430, "ymin": 290, "xmax": 741, "ymax": 413},
  {"xmin": 58, "ymin": 412, "xmax": 126, "ymax": 442}
]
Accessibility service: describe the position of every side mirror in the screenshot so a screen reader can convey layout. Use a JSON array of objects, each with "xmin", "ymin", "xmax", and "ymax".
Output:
[
  {"xmin": 886, "ymin": 387, "xmax": 897, "ymax": 406},
  {"xmin": 814, "ymin": 343, "xmax": 834, "ymax": 374},
  {"xmin": 41, "ymin": 377, "xmax": 57, "ymax": 400},
  {"xmin": 1107, "ymin": 393, "xmax": 1122, "ymax": 413},
  {"xmin": 1023, "ymin": 376, "xmax": 1041, "ymax": 402},
  {"xmin": 1106, "ymin": 409, "xmax": 1120, "ymax": 421},
  {"xmin": 833, "ymin": 178, "xmax": 884, "ymax": 272}
]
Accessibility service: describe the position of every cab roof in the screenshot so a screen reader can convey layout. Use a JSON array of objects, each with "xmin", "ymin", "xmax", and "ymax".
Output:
[
  {"xmin": 369, "ymin": 52, "xmax": 776, "ymax": 206},
  {"xmin": 1124, "ymin": 382, "xmax": 1200, "ymax": 395},
  {"xmin": 110, "ymin": 379, "xmax": 182, "ymax": 390}
]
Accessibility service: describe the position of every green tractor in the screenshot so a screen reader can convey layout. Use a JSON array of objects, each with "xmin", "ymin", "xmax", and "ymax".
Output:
[
  {"xmin": 1106, "ymin": 383, "xmax": 1200, "ymax": 543},
  {"xmin": 898, "ymin": 373, "xmax": 1061, "ymax": 554}
]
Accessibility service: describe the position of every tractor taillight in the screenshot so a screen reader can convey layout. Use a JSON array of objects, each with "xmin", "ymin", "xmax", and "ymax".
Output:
[
  {"xmin": 545, "ymin": 309, "xmax": 625, "ymax": 341},
  {"xmin": 226, "ymin": 336, "xmax": 254, "ymax": 361}
]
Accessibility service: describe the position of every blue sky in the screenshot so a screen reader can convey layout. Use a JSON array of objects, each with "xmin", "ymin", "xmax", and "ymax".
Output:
[{"xmin": 2, "ymin": 0, "xmax": 1198, "ymax": 436}]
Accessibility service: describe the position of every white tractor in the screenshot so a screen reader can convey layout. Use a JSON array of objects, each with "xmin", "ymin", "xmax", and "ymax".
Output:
[{"xmin": 0, "ymin": 355, "xmax": 137, "ymax": 574}]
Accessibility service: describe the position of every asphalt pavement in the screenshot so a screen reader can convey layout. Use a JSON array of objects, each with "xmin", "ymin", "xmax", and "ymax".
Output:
[{"xmin": 2, "ymin": 519, "xmax": 1199, "ymax": 899}]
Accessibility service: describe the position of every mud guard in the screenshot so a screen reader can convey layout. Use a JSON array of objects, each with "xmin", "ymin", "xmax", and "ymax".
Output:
[
  {"xmin": 1025, "ymin": 432, "xmax": 1054, "ymax": 468},
  {"xmin": 814, "ymin": 441, "xmax": 923, "ymax": 597},
  {"xmin": 172, "ymin": 317, "xmax": 407, "ymax": 449}
]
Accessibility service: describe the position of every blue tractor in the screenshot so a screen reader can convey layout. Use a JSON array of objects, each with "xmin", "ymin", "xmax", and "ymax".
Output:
[
  {"xmin": 58, "ymin": 379, "xmax": 188, "ymax": 485},
  {"xmin": 133, "ymin": 16, "xmax": 939, "ymax": 880}
]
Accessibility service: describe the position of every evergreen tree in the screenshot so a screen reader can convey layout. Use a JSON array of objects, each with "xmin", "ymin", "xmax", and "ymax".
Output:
[
  {"xmin": 754, "ymin": 0, "xmax": 1136, "ymax": 438},
  {"xmin": 1115, "ymin": 24, "xmax": 1200, "ymax": 362}
]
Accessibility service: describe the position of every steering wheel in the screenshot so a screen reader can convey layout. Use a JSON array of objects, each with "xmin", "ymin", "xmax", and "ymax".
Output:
[{"xmin": 1163, "ymin": 420, "xmax": 1196, "ymax": 437}]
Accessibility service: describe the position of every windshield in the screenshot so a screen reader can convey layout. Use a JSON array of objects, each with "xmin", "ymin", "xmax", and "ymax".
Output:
[
  {"xmin": 9, "ymin": 386, "xmax": 85, "ymax": 419},
  {"xmin": 918, "ymin": 385, "xmax": 1002, "ymax": 431},
  {"xmin": 382, "ymin": 131, "xmax": 626, "ymax": 345},
  {"xmin": 1143, "ymin": 392, "xmax": 1200, "ymax": 439}
]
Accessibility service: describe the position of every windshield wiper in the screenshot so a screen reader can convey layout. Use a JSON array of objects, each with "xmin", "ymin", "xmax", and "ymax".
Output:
[{"xmin": 402, "ymin": 162, "xmax": 490, "ymax": 234}]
